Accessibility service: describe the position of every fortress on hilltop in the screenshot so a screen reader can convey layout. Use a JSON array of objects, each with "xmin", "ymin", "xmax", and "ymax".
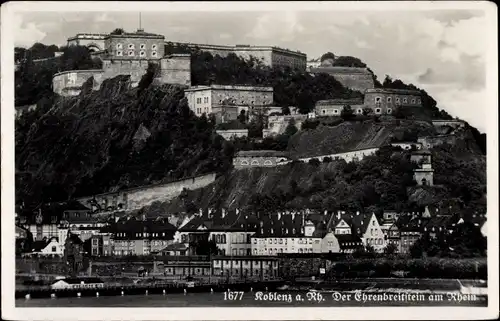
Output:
[
  {"xmin": 308, "ymin": 56, "xmax": 375, "ymax": 93},
  {"xmin": 54, "ymin": 29, "xmax": 191, "ymax": 97}
]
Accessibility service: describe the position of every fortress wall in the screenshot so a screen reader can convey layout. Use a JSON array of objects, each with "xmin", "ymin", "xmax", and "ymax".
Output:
[
  {"xmin": 101, "ymin": 59, "xmax": 152, "ymax": 85},
  {"xmin": 76, "ymin": 173, "xmax": 217, "ymax": 212},
  {"xmin": 331, "ymin": 73, "xmax": 375, "ymax": 93},
  {"xmin": 159, "ymin": 55, "xmax": 191, "ymax": 86},
  {"xmin": 309, "ymin": 67, "xmax": 375, "ymax": 93},
  {"xmin": 52, "ymin": 70, "xmax": 105, "ymax": 96}
]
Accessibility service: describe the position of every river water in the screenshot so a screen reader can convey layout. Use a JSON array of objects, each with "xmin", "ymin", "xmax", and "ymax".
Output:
[{"xmin": 16, "ymin": 291, "xmax": 487, "ymax": 307}]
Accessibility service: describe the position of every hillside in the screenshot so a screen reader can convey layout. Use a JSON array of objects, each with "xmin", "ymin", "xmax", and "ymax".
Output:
[
  {"xmin": 287, "ymin": 118, "xmax": 437, "ymax": 158},
  {"xmin": 143, "ymin": 122, "xmax": 486, "ymax": 216},
  {"xmin": 15, "ymin": 75, "xmax": 233, "ymax": 207},
  {"xmin": 14, "ymin": 43, "xmax": 487, "ymax": 217}
]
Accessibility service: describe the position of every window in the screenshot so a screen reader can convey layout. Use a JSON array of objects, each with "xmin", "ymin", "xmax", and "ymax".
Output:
[
  {"xmin": 403, "ymin": 98, "xmax": 408, "ymax": 104},
  {"xmin": 140, "ymin": 44, "xmax": 146, "ymax": 50},
  {"xmin": 117, "ymin": 51, "xmax": 123, "ymax": 56},
  {"xmin": 140, "ymin": 51, "xmax": 146, "ymax": 57},
  {"xmin": 357, "ymin": 109, "xmax": 363, "ymax": 114},
  {"xmin": 387, "ymin": 108, "xmax": 392, "ymax": 114},
  {"xmin": 128, "ymin": 44, "xmax": 135, "ymax": 49},
  {"xmin": 204, "ymin": 97, "xmax": 209, "ymax": 103},
  {"xmin": 52, "ymin": 246, "xmax": 57, "ymax": 252},
  {"xmin": 152, "ymin": 44, "xmax": 158, "ymax": 50},
  {"xmin": 417, "ymin": 98, "xmax": 421, "ymax": 104},
  {"xmin": 375, "ymin": 108, "xmax": 381, "ymax": 114},
  {"xmin": 197, "ymin": 98, "xmax": 202, "ymax": 104},
  {"xmin": 152, "ymin": 51, "xmax": 157, "ymax": 57},
  {"xmin": 376, "ymin": 97, "xmax": 381, "ymax": 102},
  {"xmin": 116, "ymin": 43, "xmax": 123, "ymax": 49},
  {"xmin": 411, "ymin": 99, "xmax": 416, "ymax": 104},
  {"xmin": 128, "ymin": 50, "xmax": 135, "ymax": 56},
  {"xmin": 322, "ymin": 109, "xmax": 326, "ymax": 114}
]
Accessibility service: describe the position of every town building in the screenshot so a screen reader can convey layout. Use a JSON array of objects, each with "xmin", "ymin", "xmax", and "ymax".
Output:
[
  {"xmin": 22, "ymin": 206, "xmax": 60, "ymax": 241},
  {"xmin": 233, "ymin": 150, "xmax": 292, "ymax": 168},
  {"xmin": 250, "ymin": 211, "xmax": 342, "ymax": 255},
  {"xmin": 161, "ymin": 243, "xmax": 189, "ymax": 256},
  {"xmin": 89, "ymin": 232, "xmax": 114, "ymax": 257},
  {"xmin": 175, "ymin": 208, "xmax": 258, "ymax": 256},
  {"xmin": 328, "ymin": 211, "xmax": 386, "ymax": 252},
  {"xmin": 184, "ymin": 85, "xmax": 273, "ymax": 117},
  {"xmin": 393, "ymin": 214, "xmax": 424, "ymax": 254},
  {"xmin": 211, "ymin": 256, "xmax": 280, "ymax": 280},
  {"xmin": 50, "ymin": 277, "xmax": 105, "ymax": 290},
  {"xmin": 314, "ymin": 98, "xmax": 365, "ymax": 117},
  {"xmin": 112, "ymin": 216, "xmax": 176, "ymax": 256},
  {"xmin": 163, "ymin": 257, "xmax": 211, "ymax": 277},
  {"xmin": 26, "ymin": 236, "xmax": 64, "ymax": 257}
]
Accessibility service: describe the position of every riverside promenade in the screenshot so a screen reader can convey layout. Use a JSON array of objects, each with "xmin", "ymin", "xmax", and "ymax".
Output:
[{"xmin": 16, "ymin": 279, "xmax": 285, "ymax": 300}]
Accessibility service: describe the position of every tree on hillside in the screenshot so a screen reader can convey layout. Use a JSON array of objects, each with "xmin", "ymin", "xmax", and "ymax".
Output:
[
  {"xmin": 332, "ymin": 56, "xmax": 367, "ymax": 68},
  {"xmin": 238, "ymin": 110, "xmax": 247, "ymax": 124},
  {"xmin": 284, "ymin": 118, "xmax": 298, "ymax": 137},
  {"xmin": 341, "ymin": 105, "xmax": 355, "ymax": 120},
  {"xmin": 111, "ymin": 28, "xmax": 125, "ymax": 35},
  {"xmin": 320, "ymin": 52, "xmax": 336, "ymax": 62},
  {"xmin": 137, "ymin": 62, "xmax": 159, "ymax": 97},
  {"xmin": 362, "ymin": 107, "xmax": 374, "ymax": 116}
]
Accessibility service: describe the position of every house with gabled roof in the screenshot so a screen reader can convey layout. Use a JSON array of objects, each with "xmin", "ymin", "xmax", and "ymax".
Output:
[
  {"xmin": 395, "ymin": 213, "xmax": 424, "ymax": 254},
  {"xmin": 25, "ymin": 236, "xmax": 63, "ymax": 257},
  {"xmin": 250, "ymin": 210, "xmax": 342, "ymax": 255},
  {"xmin": 111, "ymin": 216, "xmax": 176, "ymax": 256}
]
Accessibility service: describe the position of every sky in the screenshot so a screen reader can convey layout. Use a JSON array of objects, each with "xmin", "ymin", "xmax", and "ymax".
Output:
[{"xmin": 12, "ymin": 8, "xmax": 491, "ymax": 132}]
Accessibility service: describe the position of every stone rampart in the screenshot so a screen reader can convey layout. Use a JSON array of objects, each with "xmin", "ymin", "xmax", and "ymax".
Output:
[
  {"xmin": 52, "ymin": 70, "xmax": 105, "ymax": 96},
  {"xmin": 309, "ymin": 67, "xmax": 375, "ymax": 93},
  {"xmin": 159, "ymin": 54, "xmax": 191, "ymax": 87},
  {"xmin": 76, "ymin": 173, "xmax": 217, "ymax": 211}
]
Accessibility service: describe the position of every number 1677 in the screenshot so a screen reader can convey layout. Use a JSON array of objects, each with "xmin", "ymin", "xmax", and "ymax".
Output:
[{"xmin": 223, "ymin": 291, "xmax": 244, "ymax": 300}]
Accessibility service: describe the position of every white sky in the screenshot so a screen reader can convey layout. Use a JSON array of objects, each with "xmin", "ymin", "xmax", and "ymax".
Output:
[{"xmin": 12, "ymin": 8, "xmax": 490, "ymax": 132}]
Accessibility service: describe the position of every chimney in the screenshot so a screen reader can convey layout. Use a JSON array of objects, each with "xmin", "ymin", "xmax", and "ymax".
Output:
[
  {"xmin": 324, "ymin": 210, "xmax": 328, "ymax": 216},
  {"xmin": 142, "ymin": 214, "xmax": 146, "ymax": 221},
  {"xmin": 302, "ymin": 214, "xmax": 305, "ymax": 227},
  {"xmin": 222, "ymin": 208, "xmax": 226, "ymax": 218},
  {"xmin": 292, "ymin": 213, "xmax": 295, "ymax": 220},
  {"xmin": 337, "ymin": 211, "xmax": 341, "ymax": 220},
  {"xmin": 199, "ymin": 208, "xmax": 203, "ymax": 217},
  {"xmin": 236, "ymin": 208, "xmax": 240, "ymax": 216},
  {"xmin": 356, "ymin": 211, "xmax": 360, "ymax": 216},
  {"xmin": 278, "ymin": 212, "xmax": 281, "ymax": 220}
]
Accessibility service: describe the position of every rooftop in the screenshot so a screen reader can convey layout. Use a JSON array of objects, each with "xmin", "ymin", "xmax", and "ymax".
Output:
[
  {"xmin": 185, "ymin": 85, "xmax": 273, "ymax": 92},
  {"xmin": 309, "ymin": 66, "xmax": 371, "ymax": 74},
  {"xmin": 316, "ymin": 98, "xmax": 364, "ymax": 106},
  {"xmin": 235, "ymin": 150, "xmax": 289, "ymax": 158},
  {"xmin": 365, "ymin": 88, "xmax": 422, "ymax": 96}
]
